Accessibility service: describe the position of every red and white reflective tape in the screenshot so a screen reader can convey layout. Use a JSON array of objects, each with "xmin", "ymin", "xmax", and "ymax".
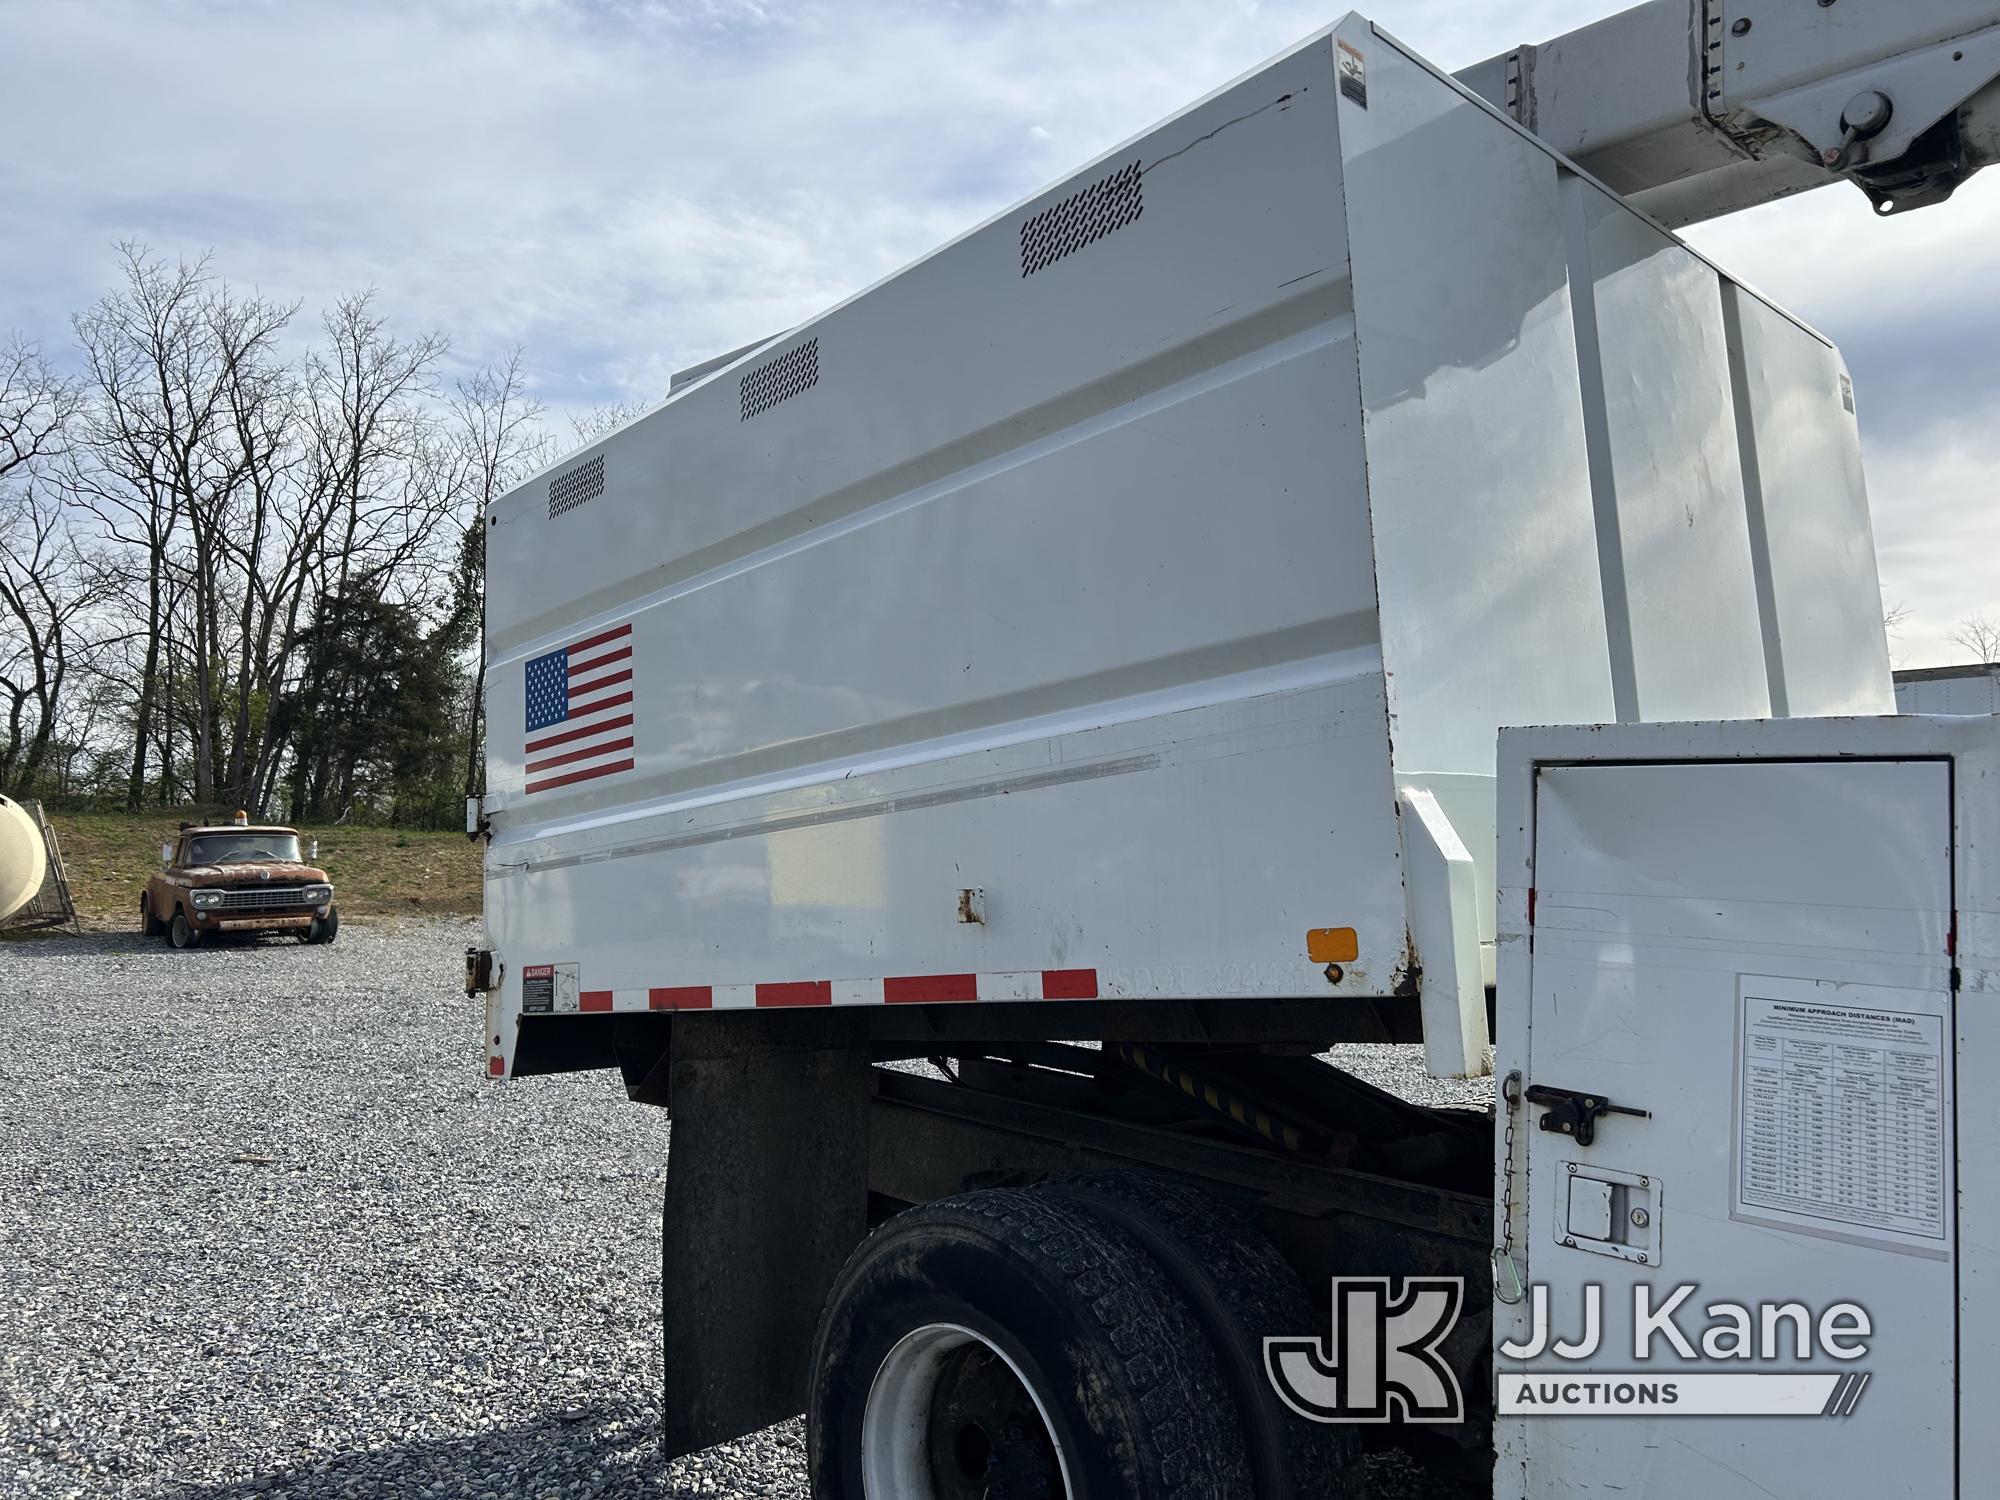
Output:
[{"xmin": 573, "ymin": 968, "xmax": 1099, "ymax": 1013}]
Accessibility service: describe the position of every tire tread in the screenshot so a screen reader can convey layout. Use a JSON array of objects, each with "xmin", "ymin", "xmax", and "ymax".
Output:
[
  {"xmin": 1040, "ymin": 1170, "xmax": 1356, "ymax": 1499},
  {"xmin": 946, "ymin": 1188, "xmax": 1248, "ymax": 1496},
  {"xmin": 810, "ymin": 1186, "xmax": 1253, "ymax": 1498}
]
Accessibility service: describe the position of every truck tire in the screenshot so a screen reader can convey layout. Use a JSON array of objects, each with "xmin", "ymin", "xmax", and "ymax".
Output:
[
  {"xmin": 139, "ymin": 895, "xmax": 166, "ymax": 938},
  {"xmin": 808, "ymin": 1187, "xmax": 1253, "ymax": 1500},
  {"xmin": 305, "ymin": 905, "xmax": 339, "ymax": 945},
  {"xmin": 169, "ymin": 908, "xmax": 200, "ymax": 949},
  {"xmin": 1038, "ymin": 1171, "xmax": 1357, "ymax": 1499}
]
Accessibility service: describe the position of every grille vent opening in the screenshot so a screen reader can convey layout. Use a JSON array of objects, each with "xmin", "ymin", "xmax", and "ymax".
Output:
[
  {"xmin": 548, "ymin": 453, "xmax": 605, "ymax": 519},
  {"xmin": 740, "ymin": 338, "xmax": 819, "ymax": 421},
  {"xmin": 1020, "ymin": 159, "xmax": 1143, "ymax": 277}
]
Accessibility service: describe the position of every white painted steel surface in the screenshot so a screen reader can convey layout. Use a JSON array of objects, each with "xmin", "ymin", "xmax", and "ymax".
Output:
[
  {"xmin": 1337, "ymin": 29, "xmax": 1620, "ymax": 783},
  {"xmin": 1396, "ymin": 785, "xmax": 1488, "ymax": 1079},
  {"xmin": 1562, "ymin": 178, "xmax": 1771, "ymax": 723},
  {"xmin": 479, "ymin": 16, "xmax": 1892, "ymax": 1075},
  {"xmin": 1721, "ymin": 283, "xmax": 1894, "ymax": 718},
  {"xmin": 1495, "ymin": 714, "xmax": 2000, "ymax": 1498}
]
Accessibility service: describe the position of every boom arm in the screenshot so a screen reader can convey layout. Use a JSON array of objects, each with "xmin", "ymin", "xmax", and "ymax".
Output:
[{"xmin": 1454, "ymin": 0, "xmax": 2000, "ymax": 226}]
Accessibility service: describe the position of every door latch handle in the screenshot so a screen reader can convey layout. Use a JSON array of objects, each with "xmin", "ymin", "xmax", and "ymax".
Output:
[{"xmin": 1522, "ymin": 1084, "xmax": 1650, "ymax": 1147}]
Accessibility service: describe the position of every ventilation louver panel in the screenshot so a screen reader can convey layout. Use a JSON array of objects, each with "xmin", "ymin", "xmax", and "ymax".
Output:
[
  {"xmin": 740, "ymin": 338, "xmax": 819, "ymax": 421},
  {"xmin": 1020, "ymin": 159, "xmax": 1144, "ymax": 277},
  {"xmin": 548, "ymin": 453, "xmax": 605, "ymax": 519}
]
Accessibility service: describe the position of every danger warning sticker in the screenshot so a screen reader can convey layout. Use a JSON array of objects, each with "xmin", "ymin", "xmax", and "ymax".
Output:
[
  {"xmin": 1338, "ymin": 40, "xmax": 1368, "ymax": 108},
  {"xmin": 522, "ymin": 964, "xmax": 554, "ymax": 1013},
  {"xmin": 521, "ymin": 963, "xmax": 581, "ymax": 1014}
]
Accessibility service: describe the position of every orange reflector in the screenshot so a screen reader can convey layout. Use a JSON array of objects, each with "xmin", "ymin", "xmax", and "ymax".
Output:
[{"xmin": 1306, "ymin": 927, "xmax": 1358, "ymax": 963}]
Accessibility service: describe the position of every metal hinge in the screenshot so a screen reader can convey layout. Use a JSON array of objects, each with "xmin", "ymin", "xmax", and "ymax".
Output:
[{"xmin": 465, "ymin": 947, "xmax": 499, "ymax": 997}]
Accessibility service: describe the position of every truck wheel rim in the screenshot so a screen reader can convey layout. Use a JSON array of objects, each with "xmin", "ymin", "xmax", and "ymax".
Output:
[{"xmin": 860, "ymin": 1322, "xmax": 1071, "ymax": 1499}]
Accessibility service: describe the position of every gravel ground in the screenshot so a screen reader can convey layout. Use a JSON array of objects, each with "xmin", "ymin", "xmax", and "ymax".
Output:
[
  {"xmin": 1, "ymin": 919, "xmax": 801, "ymax": 1500},
  {"xmin": 2, "ymin": 920, "xmax": 1486, "ymax": 1498},
  {"xmin": 1321, "ymin": 1041, "xmax": 1494, "ymax": 1110}
]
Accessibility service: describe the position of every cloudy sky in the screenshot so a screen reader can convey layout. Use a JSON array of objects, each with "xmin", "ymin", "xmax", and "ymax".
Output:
[{"xmin": 4, "ymin": 0, "xmax": 1994, "ymax": 667}]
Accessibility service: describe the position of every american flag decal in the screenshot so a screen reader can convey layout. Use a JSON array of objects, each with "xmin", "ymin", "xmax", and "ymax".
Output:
[{"xmin": 524, "ymin": 622, "xmax": 636, "ymax": 795}]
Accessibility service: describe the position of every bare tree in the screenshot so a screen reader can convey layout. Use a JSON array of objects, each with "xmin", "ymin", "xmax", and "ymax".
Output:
[
  {"xmin": 568, "ymin": 400, "xmax": 642, "ymax": 445},
  {"xmin": 1879, "ymin": 597, "xmax": 1914, "ymax": 669},
  {"xmin": 304, "ymin": 291, "xmax": 452, "ymax": 603},
  {"xmin": 0, "ymin": 333, "xmax": 86, "ymax": 788},
  {"xmin": 1, "ymin": 335, "xmax": 80, "ymax": 482},
  {"xmin": 449, "ymin": 350, "xmax": 552, "ymax": 806},
  {"xmin": 181, "ymin": 286, "xmax": 298, "ymax": 804},
  {"xmin": 1950, "ymin": 614, "xmax": 2000, "ymax": 665},
  {"xmin": 278, "ymin": 293, "xmax": 454, "ymax": 816},
  {"xmin": 22, "ymin": 246, "xmax": 564, "ymax": 826},
  {"xmin": 0, "ymin": 483, "xmax": 111, "ymax": 790},
  {"xmin": 68, "ymin": 245, "xmax": 233, "ymax": 809}
]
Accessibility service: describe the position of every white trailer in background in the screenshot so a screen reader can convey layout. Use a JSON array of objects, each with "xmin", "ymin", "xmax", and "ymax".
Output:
[
  {"xmin": 1897, "ymin": 661, "xmax": 2000, "ymax": 715},
  {"xmin": 470, "ymin": 4, "xmax": 2000, "ymax": 1495}
]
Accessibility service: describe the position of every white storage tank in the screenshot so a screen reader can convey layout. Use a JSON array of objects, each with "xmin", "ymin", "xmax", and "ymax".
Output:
[
  {"xmin": 478, "ymin": 17, "xmax": 1892, "ymax": 1078},
  {"xmin": 0, "ymin": 795, "xmax": 47, "ymax": 925}
]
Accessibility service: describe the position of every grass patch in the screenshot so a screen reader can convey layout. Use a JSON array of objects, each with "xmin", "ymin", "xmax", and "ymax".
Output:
[{"xmin": 44, "ymin": 812, "xmax": 482, "ymax": 923}]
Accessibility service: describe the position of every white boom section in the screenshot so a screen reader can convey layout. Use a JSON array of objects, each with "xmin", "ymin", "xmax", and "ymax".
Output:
[{"xmin": 1456, "ymin": 0, "xmax": 2000, "ymax": 226}]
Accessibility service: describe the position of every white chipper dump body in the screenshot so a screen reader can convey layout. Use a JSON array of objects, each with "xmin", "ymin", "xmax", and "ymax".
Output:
[
  {"xmin": 479, "ymin": 16, "xmax": 1888, "ymax": 1081},
  {"xmin": 471, "ymin": 10, "xmax": 2000, "ymax": 1498}
]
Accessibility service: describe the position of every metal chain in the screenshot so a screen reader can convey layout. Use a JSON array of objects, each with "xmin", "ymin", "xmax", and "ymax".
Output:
[{"xmin": 1493, "ymin": 1069, "xmax": 1526, "ymax": 1304}]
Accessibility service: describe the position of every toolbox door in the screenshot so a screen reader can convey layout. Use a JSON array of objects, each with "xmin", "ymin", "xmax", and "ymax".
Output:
[{"xmin": 1510, "ymin": 757, "xmax": 1955, "ymax": 1497}]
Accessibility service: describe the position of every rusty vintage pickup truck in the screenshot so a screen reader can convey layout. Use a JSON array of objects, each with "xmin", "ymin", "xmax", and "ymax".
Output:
[{"xmin": 140, "ymin": 816, "xmax": 338, "ymax": 949}]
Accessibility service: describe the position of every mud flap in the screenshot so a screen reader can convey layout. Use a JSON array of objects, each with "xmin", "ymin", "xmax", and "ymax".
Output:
[{"xmin": 661, "ymin": 1010, "xmax": 872, "ymax": 1457}]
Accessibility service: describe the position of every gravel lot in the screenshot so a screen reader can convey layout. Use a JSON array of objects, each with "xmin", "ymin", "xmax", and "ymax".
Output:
[
  {"xmin": 2, "ymin": 920, "xmax": 1488, "ymax": 1499},
  {"xmin": 2, "ymin": 919, "xmax": 801, "ymax": 1500}
]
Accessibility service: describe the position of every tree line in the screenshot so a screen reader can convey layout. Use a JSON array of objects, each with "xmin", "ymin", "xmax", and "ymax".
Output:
[{"xmin": 1, "ymin": 243, "xmax": 629, "ymax": 829}]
